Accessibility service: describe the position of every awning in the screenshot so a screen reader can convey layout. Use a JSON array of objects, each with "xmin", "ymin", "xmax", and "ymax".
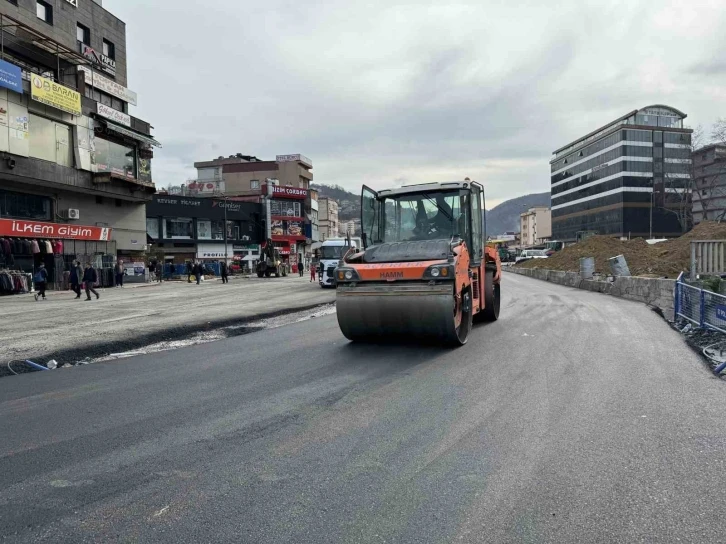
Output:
[{"xmin": 101, "ymin": 119, "xmax": 162, "ymax": 148}]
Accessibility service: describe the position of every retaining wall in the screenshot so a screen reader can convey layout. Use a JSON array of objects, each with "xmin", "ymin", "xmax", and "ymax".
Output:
[{"xmin": 506, "ymin": 266, "xmax": 676, "ymax": 320}]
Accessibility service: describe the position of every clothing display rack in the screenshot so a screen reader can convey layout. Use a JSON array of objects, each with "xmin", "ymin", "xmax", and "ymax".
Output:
[{"xmin": 0, "ymin": 269, "xmax": 32, "ymax": 295}]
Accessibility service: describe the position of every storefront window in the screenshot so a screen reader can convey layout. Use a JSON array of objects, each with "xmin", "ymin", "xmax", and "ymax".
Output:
[
  {"xmin": 138, "ymin": 158, "xmax": 152, "ymax": 184},
  {"xmin": 94, "ymin": 137, "xmax": 136, "ymax": 179},
  {"xmin": 146, "ymin": 217, "xmax": 159, "ymax": 239},
  {"xmin": 197, "ymin": 219, "xmax": 212, "ymax": 240},
  {"xmin": 0, "ymin": 189, "xmax": 52, "ymax": 220},
  {"xmin": 211, "ymin": 220, "xmax": 225, "ymax": 240},
  {"xmin": 270, "ymin": 200, "xmax": 301, "ymax": 217},
  {"xmin": 163, "ymin": 217, "xmax": 193, "ymax": 239},
  {"xmin": 227, "ymin": 220, "xmax": 240, "ymax": 240}
]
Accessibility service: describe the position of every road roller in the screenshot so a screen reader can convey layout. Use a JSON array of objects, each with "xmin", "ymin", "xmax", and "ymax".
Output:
[{"xmin": 335, "ymin": 180, "xmax": 501, "ymax": 346}]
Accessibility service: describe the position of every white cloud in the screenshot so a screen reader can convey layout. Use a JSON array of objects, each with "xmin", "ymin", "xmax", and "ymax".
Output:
[{"xmin": 105, "ymin": 0, "xmax": 726, "ymax": 203}]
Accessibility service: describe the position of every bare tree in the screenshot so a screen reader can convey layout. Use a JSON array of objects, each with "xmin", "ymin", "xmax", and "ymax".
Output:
[{"xmin": 659, "ymin": 125, "xmax": 704, "ymax": 233}]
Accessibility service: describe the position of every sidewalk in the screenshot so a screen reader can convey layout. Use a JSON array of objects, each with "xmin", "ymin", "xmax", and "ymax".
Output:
[{"xmin": 1, "ymin": 275, "xmax": 335, "ymax": 368}]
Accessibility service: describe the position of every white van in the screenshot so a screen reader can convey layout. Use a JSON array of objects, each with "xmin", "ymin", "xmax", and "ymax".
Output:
[{"xmin": 318, "ymin": 238, "xmax": 361, "ymax": 287}]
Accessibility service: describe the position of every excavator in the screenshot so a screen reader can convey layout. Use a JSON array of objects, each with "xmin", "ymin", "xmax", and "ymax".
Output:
[{"xmin": 335, "ymin": 179, "xmax": 501, "ymax": 346}]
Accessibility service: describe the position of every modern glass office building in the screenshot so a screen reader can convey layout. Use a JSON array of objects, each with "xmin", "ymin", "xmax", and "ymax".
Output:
[{"xmin": 550, "ymin": 105, "xmax": 693, "ymax": 241}]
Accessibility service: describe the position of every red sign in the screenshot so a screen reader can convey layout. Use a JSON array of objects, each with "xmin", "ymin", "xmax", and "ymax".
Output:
[
  {"xmin": 265, "ymin": 185, "xmax": 308, "ymax": 199},
  {"xmin": 0, "ymin": 218, "xmax": 112, "ymax": 241}
]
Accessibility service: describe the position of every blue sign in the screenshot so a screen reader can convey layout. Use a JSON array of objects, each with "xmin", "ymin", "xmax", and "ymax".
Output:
[
  {"xmin": 716, "ymin": 305, "xmax": 726, "ymax": 321},
  {"xmin": 0, "ymin": 59, "xmax": 22, "ymax": 94}
]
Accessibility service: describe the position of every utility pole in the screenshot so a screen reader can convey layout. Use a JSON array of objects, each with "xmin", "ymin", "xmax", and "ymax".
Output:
[
  {"xmin": 649, "ymin": 179, "xmax": 654, "ymax": 240},
  {"xmin": 223, "ymin": 194, "xmax": 228, "ymax": 265}
]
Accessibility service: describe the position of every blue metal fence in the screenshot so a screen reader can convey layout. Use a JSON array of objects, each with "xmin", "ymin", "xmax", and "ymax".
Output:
[{"xmin": 675, "ymin": 272, "xmax": 726, "ymax": 334}]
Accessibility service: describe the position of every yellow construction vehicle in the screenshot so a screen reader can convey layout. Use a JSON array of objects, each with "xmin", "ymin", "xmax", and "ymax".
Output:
[{"xmin": 335, "ymin": 180, "xmax": 501, "ymax": 345}]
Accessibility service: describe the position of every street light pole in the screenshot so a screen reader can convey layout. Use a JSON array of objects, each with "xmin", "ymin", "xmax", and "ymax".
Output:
[
  {"xmin": 649, "ymin": 179, "xmax": 654, "ymax": 240},
  {"xmin": 223, "ymin": 195, "xmax": 228, "ymax": 265}
]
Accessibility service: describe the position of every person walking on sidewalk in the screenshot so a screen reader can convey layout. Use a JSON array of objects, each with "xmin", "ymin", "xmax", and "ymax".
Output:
[
  {"xmin": 114, "ymin": 260, "xmax": 124, "ymax": 288},
  {"xmin": 193, "ymin": 262, "xmax": 202, "ymax": 285},
  {"xmin": 83, "ymin": 262, "xmax": 100, "ymax": 301},
  {"xmin": 187, "ymin": 261, "xmax": 194, "ymax": 283},
  {"xmin": 220, "ymin": 261, "xmax": 229, "ymax": 284},
  {"xmin": 33, "ymin": 263, "xmax": 48, "ymax": 301},
  {"xmin": 298, "ymin": 255, "xmax": 305, "ymax": 277},
  {"xmin": 69, "ymin": 260, "xmax": 82, "ymax": 299}
]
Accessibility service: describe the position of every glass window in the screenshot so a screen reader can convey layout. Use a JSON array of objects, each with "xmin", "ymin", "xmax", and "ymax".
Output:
[
  {"xmin": 211, "ymin": 220, "xmax": 225, "ymax": 240},
  {"xmin": 380, "ymin": 189, "xmax": 470, "ymax": 243},
  {"xmin": 654, "ymin": 131, "xmax": 663, "ymax": 143},
  {"xmin": 36, "ymin": 1, "xmax": 52, "ymax": 24},
  {"xmin": 227, "ymin": 221, "xmax": 240, "ymax": 240},
  {"xmin": 76, "ymin": 24, "xmax": 90, "ymax": 45},
  {"xmin": 111, "ymin": 97, "xmax": 124, "ymax": 111},
  {"xmin": 146, "ymin": 218, "xmax": 159, "ymax": 239},
  {"xmin": 0, "ymin": 189, "xmax": 51, "ymax": 220},
  {"xmin": 270, "ymin": 199, "xmax": 301, "ymax": 217},
  {"xmin": 100, "ymin": 93, "xmax": 112, "ymax": 106},
  {"xmin": 654, "ymin": 147, "xmax": 663, "ymax": 158},
  {"xmin": 93, "ymin": 137, "xmax": 136, "ymax": 179},
  {"xmin": 251, "ymin": 179, "xmax": 260, "ymax": 189},
  {"xmin": 197, "ymin": 220, "xmax": 212, "ymax": 240},
  {"xmin": 103, "ymin": 39, "xmax": 115, "ymax": 59},
  {"xmin": 471, "ymin": 186, "xmax": 482, "ymax": 261},
  {"xmin": 163, "ymin": 217, "xmax": 193, "ymax": 239}
]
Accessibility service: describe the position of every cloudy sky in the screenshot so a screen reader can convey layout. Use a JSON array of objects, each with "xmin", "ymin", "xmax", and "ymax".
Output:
[{"xmin": 106, "ymin": 0, "xmax": 726, "ymax": 208}]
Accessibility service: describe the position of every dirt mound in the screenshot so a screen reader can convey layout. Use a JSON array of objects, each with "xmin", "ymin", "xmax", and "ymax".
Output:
[{"xmin": 517, "ymin": 221, "xmax": 726, "ymax": 278}]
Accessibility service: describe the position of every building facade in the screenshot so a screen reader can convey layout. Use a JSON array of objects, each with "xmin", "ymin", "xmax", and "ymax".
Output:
[
  {"xmin": 318, "ymin": 197, "xmax": 339, "ymax": 240},
  {"xmin": 146, "ymin": 194, "xmax": 262, "ymax": 269},
  {"xmin": 692, "ymin": 144, "xmax": 726, "ymax": 224},
  {"xmin": 0, "ymin": 0, "xmax": 159, "ymax": 287},
  {"xmin": 550, "ymin": 105, "xmax": 692, "ymax": 241},
  {"xmin": 192, "ymin": 153, "xmax": 315, "ymax": 267},
  {"xmin": 520, "ymin": 207, "xmax": 552, "ymax": 246}
]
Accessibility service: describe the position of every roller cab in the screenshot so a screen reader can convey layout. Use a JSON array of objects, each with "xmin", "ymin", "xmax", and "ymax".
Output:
[{"xmin": 335, "ymin": 181, "xmax": 501, "ymax": 346}]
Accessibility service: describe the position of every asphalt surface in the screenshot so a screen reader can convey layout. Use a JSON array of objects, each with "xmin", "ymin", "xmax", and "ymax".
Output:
[
  {"xmin": 0, "ymin": 275, "xmax": 334, "ymax": 370},
  {"xmin": 1, "ymin": 274, "xmax": 724, "ymax": 543}
]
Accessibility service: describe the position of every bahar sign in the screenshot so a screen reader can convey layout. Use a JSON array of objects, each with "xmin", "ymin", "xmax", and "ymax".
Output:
[{"xmin": 30, "ymin": 74, "xmax": 81, "ymax": 116}]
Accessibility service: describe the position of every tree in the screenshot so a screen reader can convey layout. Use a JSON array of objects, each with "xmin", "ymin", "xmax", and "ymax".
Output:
[{"xmin": 659, "ymin": 125, "xmax": 704, "ymax": 234}]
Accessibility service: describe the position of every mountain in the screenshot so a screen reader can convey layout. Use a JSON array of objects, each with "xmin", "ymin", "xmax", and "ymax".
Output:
[
  {"xmin": 311, "ymin": 184, "xmax": 360, "ymax": 221},
  {"xmin": 312, "ymin": 183, "xmax": 551, "ymax": 238},
  {"xmin": 485, "ymin": 192, "xmax": 551, "ymax": 236}
]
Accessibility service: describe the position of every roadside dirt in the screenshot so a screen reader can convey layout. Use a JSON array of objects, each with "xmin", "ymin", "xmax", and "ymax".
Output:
[{"xmin": 517, "ymin": 221, "xmax": 726, "ymax": 278}]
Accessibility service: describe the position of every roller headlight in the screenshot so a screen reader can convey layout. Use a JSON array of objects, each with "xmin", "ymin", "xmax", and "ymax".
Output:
[
  {"xmin": 423, "ymin": 264, "xmax": 454, "ymax": 280},
  {"xmin": 336, "ymin": 267, "xmax": 360, "ymax": 281}
]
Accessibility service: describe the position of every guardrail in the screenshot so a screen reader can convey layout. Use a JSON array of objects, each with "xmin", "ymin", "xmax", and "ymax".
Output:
[
  {"xmin": 675, "ymin": 272, "xmax": 726, "ymax": 334},
  {"xmin": 690, "ymin": 240, "xmax": 726, "ymax": 280}
]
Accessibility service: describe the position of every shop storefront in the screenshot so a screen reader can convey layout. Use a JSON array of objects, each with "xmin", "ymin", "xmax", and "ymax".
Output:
[
  {"xmin": 0, "ymin": 217, "xmax": 115, "ymax": 294},
  {"xmin": 265, "ymin": 185, "xmax": 308, "ymax": 271},
  {"xmin": 146, "ymin": 194, "xmax": 262, "ymax": 265}
]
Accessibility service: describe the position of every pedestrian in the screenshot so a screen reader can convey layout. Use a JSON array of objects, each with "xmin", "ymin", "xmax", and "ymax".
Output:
[
  {"xmin": 298, "ymin": 255, "xmax": 305, "ymax": 277},
  {"xmin": 310, "ymin": 261, "xmax": 316, "ymax": 282},
  {"xmin": 148, "ymin": 260, "xmax": 156, "ymax": 282},
  {"xmin": 83, "ymin": 262, "xmax": 100, "ymax": 301},
  {"xmin": 193, "ymin": 261, "xmax": 201, "ymax": 285},
  {"xmin": 114, "ymin": 260, "xmax": 124, "ymax": 288},
  {"xmin": 69, "ymin": 260, "xmax": 82, "ymax": 298},
  {"xmin": 33, "ymin": 263, "xmax": 48, "ymax": 301},
  {"xmin": 220, "ymin": 261, "xmax": 229, "ymax": 284},
  {"xmin": 187, "ymin": 261, "xmax": 193, "ymax": 283}
]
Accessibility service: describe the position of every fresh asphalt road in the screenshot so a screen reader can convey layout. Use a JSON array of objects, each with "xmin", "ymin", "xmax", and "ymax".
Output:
[{"xmin": 1, "ymin": 274, "xmax": 725, "ymax": 543}]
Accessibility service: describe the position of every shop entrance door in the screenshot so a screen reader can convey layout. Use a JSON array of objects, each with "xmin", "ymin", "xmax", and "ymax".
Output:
[{"xmin": 55, "ymin": 124, "xmax": 71, "ymax": 167}]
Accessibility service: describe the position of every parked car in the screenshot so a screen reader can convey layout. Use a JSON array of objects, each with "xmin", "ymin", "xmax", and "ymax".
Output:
[{"xmin": 515, "ymin": 249, "xmax": 550, "ymax": 263}]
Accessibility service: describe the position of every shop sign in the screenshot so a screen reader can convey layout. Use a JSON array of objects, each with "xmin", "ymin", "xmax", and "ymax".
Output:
[
  {"xmin": 233, "ymin": 243, "xmax": 259, "ymax": 250},
  {"xmin": 97, "ymin": 102, "xmax": 131, "ymax": 127},
  {"xmin": 0, "ymin": 218, "xmax": 111, "ymax": 241},
  {"xmin": 188, "ymin": 181, "xmax": 224, "ymax": 194},
  {"xmin": 640, "ymin": 107, "xmax": 679, "ymax": 118},
  {"xmin": 271, "ymin": 185, "xmax": 308, "ymax": 199},
  {"xmin": 123, "ymin": 262, "xmax": 145, "ymax": 276},
  {"xmin": 212, "ymin": 200, "xmax": 241, "ymax": 212},
  {"xmin": 80, "ymin": 44, "xmax": 116, "ymax": 77},
  {"xmin": 287, "ymin": 221, "xmax": 303, "ymax": 236},
  {"xmin": 30, "ymin": 74, "xmax": 81, "ymax": 116},
  {"xmin": 156, "ymin": 198, "xmax": 201, "ymax": 207},
  {"xmin": 0, "ymin": 59, "xmax": 23, "ymax": 94},
  {"xmin": 79, "ymin": 65, "xmax": 138, "ymax": 106},
  {"xmin": 271, "ymin": 219, "xmax": 284, "ymax": 236},
  {"xmin": 276, "ymin": 154, "xmax": 312, "ymax": 167}
]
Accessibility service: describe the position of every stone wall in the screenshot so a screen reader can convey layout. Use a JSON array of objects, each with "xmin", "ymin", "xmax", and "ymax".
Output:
[{"xmin": 506, "ymin": 266, "xmax": 676, "ymax": 320}]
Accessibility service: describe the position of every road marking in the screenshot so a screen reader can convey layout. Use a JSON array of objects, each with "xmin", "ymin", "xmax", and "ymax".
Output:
[{"xmin": 154, "ymin": 505, "xmax": 170, "ymax": 517}]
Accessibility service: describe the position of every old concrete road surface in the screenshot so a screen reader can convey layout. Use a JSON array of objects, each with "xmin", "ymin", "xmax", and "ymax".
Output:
[{"xmin": 2, "ymin": 274, "xmax": 725, "ymax": 543}]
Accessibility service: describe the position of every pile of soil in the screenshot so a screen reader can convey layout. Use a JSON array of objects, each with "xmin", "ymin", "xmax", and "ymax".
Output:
[{"xmin": 517, "ymin": 221, "xmax": 726, "ymax": 278}]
